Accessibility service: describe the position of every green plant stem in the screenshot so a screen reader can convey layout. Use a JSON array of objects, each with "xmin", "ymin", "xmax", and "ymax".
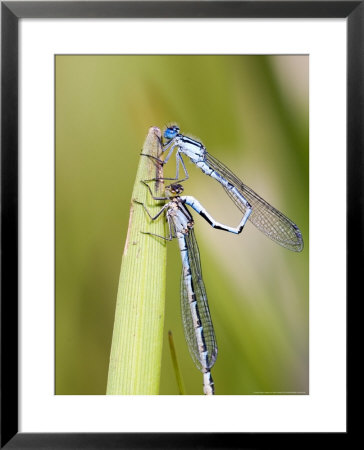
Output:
[
  {"xmin": 106, "ymin": 127, "xmax": 166, "ymax": 395},
  {"xmin": 168, "ymin": 330, "xmax": 185, "ymax": 395}
]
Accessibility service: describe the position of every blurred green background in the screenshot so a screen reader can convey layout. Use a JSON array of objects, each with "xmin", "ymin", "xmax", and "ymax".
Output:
[{"xmin": 56, "ymin": 55, "xmax": 308, "ymax": 395}]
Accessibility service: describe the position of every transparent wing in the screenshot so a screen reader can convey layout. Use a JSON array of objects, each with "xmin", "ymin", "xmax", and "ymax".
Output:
[
  {"xmin": 205, "ymin": 152, "xmax": 304, "ymax": 251},
  {"xmin": 180, "ymin": 230, "xmax": 217, "ymax": 372}
]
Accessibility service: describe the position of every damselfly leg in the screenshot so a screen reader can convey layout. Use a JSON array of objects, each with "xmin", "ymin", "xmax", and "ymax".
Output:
[{"xmin": 141, "ymin": 148, "xmax": 189, "ymax": 184}]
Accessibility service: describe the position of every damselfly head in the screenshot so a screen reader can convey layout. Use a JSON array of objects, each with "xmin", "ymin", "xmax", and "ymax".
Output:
[
  {"xmin": 166, "ymin": 183, "xmax": 184, "ymax": 196},
  {"xmin": 164, "ymin": 125, "xmax": 180, "ymax": 140}
]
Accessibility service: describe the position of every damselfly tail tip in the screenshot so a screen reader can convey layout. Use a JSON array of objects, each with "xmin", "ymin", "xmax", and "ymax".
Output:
[{"xmin": 203, "ymin": 371, "xmax": 215, "ymax": 395}]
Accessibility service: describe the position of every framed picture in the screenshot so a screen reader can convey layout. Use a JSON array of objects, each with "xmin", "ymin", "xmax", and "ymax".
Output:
[{"xmin": 1, "ymin": 1, "xmax": 354, "ymax": 447}]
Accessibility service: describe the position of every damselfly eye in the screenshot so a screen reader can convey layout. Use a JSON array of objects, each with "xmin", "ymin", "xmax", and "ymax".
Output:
[
  {"xmin": 164, "ymin": 125, "xmax": 179, "ymax": 140},
  {"xmin": 169, "ymin": 183, "xmax": 184, "ymax": 195}
]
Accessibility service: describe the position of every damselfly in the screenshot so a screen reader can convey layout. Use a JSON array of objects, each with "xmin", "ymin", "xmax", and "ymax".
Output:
[
  {"xmin": 145, "ymin": 125, "xmax": 304, "ymax": 252},
  {"xmin": 135, "ymin": 183, "xmax": 248, "ymax": 395}
]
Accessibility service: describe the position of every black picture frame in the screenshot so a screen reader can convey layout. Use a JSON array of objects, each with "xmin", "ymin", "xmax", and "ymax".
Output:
[{"xmin": 1, "ymin": 1, "xmax": 355, "ymax": 448}]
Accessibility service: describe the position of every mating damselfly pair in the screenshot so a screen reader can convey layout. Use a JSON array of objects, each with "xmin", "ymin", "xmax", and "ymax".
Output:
[{"xmin": 136, "ymin": 125, "xmax": 304, "ymax": 395}]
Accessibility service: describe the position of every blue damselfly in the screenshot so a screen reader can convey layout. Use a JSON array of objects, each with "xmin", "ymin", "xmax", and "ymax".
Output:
[
  {"xmin": 135, "ymin": 183, "xmax": 248, "ymax": 394},
  {"xmin": 145, "ymin": 125, "xmax": 304, "ymax": 252}
]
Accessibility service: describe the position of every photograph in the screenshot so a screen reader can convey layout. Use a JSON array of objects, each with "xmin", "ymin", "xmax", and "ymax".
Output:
[
  {"xmin": 1, "ymin": 0, "xmax": 354, "ymax": 446},
  {"xmin": 55, "ymin": 54, "xmax": 309, "ymax": 396}
]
